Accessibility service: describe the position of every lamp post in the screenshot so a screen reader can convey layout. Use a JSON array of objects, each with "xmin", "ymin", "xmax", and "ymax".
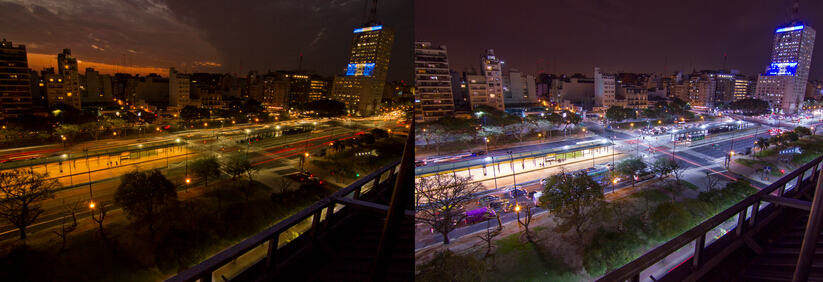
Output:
[
  {"xmin": 485, "ymin": 157, "xmax": 498, "ymax": 190},
  {"xmin": 506, "ymin": 151, "xmax": 517, "ymax": 207},
  {"xmin": 83, "ymin": 149, "xmax": 93, "ymax": 200},
  {"xmin": 484, "ymin": 137, "xmax": 489, "ymax": 152},
  {"xmin": 245, "ymin": 129, "xmax": 251, "ymax": 161}
]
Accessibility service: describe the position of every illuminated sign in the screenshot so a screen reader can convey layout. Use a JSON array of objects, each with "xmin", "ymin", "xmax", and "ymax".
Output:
[
  {"xmin": 766, "ymin": 62, "xmax": 798, "ymax": 76},
  {"xmin": 776, "ymin": 25, "xmax": 804, "ymax": 33},
  {"xmin": 354, "ymin": 25, "xmax": 382, "ymax": 33},
  {"xmin": 346, "ymin": 63, "xmax": 376, "ymax": 76}
]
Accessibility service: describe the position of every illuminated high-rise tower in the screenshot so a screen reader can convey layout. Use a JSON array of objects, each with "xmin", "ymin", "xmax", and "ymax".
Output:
[
  {"xmin": 0, "ymin": 39, "xmax": 33, "ymax": 119},
  {"xmin": 331, "ymin": 22, "xmax": 394, "ymax": 116},
  {"xmin": 754, "ymin": 3, "xmax": 815, "ymax": 114}
]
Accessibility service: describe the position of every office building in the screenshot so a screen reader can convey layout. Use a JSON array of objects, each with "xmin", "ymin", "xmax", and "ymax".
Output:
[
  {"xmin": 502, "ymin": 69, "xmax": 539, "ymax": 108},
  {"xmin": 331, "ymin": 23, "xmax": 394, "ymax": 116},
  {"xmin": 594, "ymin": 67, "xmax": 616, "ymax": 108},
  {"xmin": 479, "ymin": 49, "xmax": 505, "ymax": 110},
  {"xmin": 414, "ymin": 42, "xmax": 454, "ymax": 122},
  {"xmin": 80, "ymin": 67, "xmax": 112, "ymax": 104},
  {"xmin": 0, "ymin": 39, "xmax": 32, "ymax": 119},
  {"xmin": 754, "ymin": 23, "xmax": 816, "ymax": 113}
]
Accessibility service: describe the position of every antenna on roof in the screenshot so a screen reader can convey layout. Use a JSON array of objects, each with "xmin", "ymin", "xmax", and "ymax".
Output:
[{"xmin": 369, "ymin": 0, "xmax": 378, "ymax": 23}]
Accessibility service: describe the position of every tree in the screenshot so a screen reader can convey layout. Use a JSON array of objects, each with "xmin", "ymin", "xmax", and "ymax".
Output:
[
  {"xmin": 641, "ymin": 108, "xmax": 658, "ymax": 119},
  {"xmin": 660, "ymin": 179, "xmax": 684, "ymax": 202},
  {"xmin": 540, "ymin": 169, "xmax": 605, "ymax": 241},
  {"xmin": 0, "ymin": 170, "xmax": 59, "ymax": 240},
  {"xmin": 191, "ymin": 156, "xmax": 221, "ymax": 187},
  {"xmin": 179, "ymin": 105, "xmax": 202, "ymax": 122},
  {"xmin": 224, "ymin": 156, "xmax": 252, "ymax": 179},
  {"xmin": 80, "ymin": 121, "xmax": 107, "ymax": 141},
  {"xmin": 476, "ymin": 221, "xmax": 501, "ymax": 256},
  {"xmin": 729, "ymin": 98, "xmax": 770, "ymax": 115},
  {"xmin": 371, "ymin": 128, "xmax": 389, "ymax": 140},
  {"xmin": 516, "ymin": 204, "xmax": 536, "ymax": 241},
  {"xmin": 305, "ymin": 99, "xmax": 346, "ymax": 117},
  {"xmin": 415, "ymin": 174, "xmax": 485, "ymax": 245},
  {"xmin": 90, "ymin": 202, "xmax": 109, "ymax": 239},
  {"xmin": 136, "ymin": 109, "xmax": 157, "ymax": 124},
  {"xmin": 756, "ymin": 137, "xmax": 769, "ymax": 155},
  {"xmin": 415, "ymin": 249, "xmax": 485, "ymax": 282},
  {"xmin": 454, "ymin": 133, "xmax": 475, "ymax": 153},
  {"xmin": 650, "ymin": 157, "xmax": 675, "ymax": 178},
  {"xmin": 795, "ymin": 126, "xmax": 812, "ymax": 139},
  {"xmin": 615, "ymin": 157, "xmax": 647, "ymax": 187},
  {"xmin": 114, "ymin": 169, "xmax": 179, "ymax": 239},
  {"xmin": 606, "ymin": 106, "xmax": 627, "ymax": 122},
  {"xmin": 700, "ymin": 173, "xmax": 722, "ymax": 193},
  {"xmin": 533, "ymin": 118, "xmax": 555, "ymax": 141},
  {"xmin": 1, "ymin": 126, "xmax": 32, "ymax": 147},
  {"xmin": 477, "ymin": 126, "xmax": 505, "ymax": 149},
  {"xmin": 420, "ymin": 124, "xmax": 450, "ymax": 155},
  {"xmin": 54, "ymin": 124, "xmax": 81, "ymax": 146},
  {"xmin": 669, "ymin": 159, "xmax": 687, "ymax": 185},
  {"xmin": 503, "ymin": 122, "xmax": 535, "ymax": 145}
]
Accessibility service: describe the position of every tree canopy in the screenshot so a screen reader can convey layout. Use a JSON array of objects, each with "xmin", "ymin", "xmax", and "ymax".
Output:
[
  {"xmin": 729, "ymin": 99, "xmax": 770, "ymax": 115},
  {"xmin": 305, "ymin": 100, "xmax": 346, "ymax": 117},
  {"xmin": 0, "ymin": 170, "xmax": 59, "ymax": 239},
  {"xmin": 114, "ymin": 169, "xmax": 178, "ymax": 238},
  {"xmin": 540, "ymin": 169, "xmax": 605, "ymax": 240}
]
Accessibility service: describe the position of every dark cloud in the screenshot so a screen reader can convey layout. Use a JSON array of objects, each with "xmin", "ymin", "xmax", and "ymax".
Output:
[
  {"xmin": 0, "ymin": 0, "xmax": 412, "ymax": 81},
  {"xmin": 416, "ymin": 0, "xmax": 823, "ymax": 80}
]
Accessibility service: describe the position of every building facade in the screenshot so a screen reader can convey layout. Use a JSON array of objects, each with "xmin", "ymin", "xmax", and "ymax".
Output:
[
  {"xmin": 502, "ymin": 69, "xmax": 539, "ymax": 108},
  {"xmin": 331, "ymin": 23, "xmax": 394, "ymax": 116},
  {"xmin": 80, "ymin": 67, "xmax": 113, "ymax": 104},
  {"xmin": 0, "ymin": 39, "xmax": 32, "ymax": 119},
  {"xmin": 480, "ymin": 49, "xmax": 505, "ymax": 110},
  {"xmin": 754, "ymin": 24, "xmax": 816, "ymax": 113},
  {"xmin": 414, "ymin": 42, "xmax": 454, "ymax": 122},
  {"xmin": 169, "ymin": 67, "xmax": 191, "ymax": 108},
  {"xmin": 594, "ymin": 67, "xmax": 616, "ymax": 108}
]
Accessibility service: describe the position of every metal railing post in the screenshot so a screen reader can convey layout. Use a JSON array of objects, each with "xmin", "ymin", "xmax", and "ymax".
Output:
[
  {"xmin": 310, "ymin": 211, "xmax": 322, "ymax": 241},
  {"xmin": 748, "ymin": 200, "xmax": 761, "ymax": 229},
  {"xmin": 266, "ymin": 236, "xmax": 279, "ymax": 274},
  {"xmin": 693, "ymin": 233, "xmax": 706, "ymax": 269},
  {"xmin": 735, "ymin": 207, "xmax": 748, "ymax": 238},
  {"xmin": 323, "ymin": 204, "xmax": 335, "ymax": 231},
  {"xmin": 793, "ymin": 166, "xmax": 823, "ymax": 281}
]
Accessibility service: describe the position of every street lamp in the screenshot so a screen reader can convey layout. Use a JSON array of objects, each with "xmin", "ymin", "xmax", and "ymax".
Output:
[
  {"xmin": 484, "ymin": 137, "xmax": 489, "ymax": 152},
  {"xmin": 506, "ymin": 150, "xmax": 517, "ymax": 207},
  {"xmin": 82, "ymin": 149, "xmax": 93, "ymax": 200},
  {"xmin": 301, "ymin": 152, "xmax": 309, "ymax": 171},
  {"xmin": 245, "ymin": 129, "xmax": 251, "ymax": 161}
]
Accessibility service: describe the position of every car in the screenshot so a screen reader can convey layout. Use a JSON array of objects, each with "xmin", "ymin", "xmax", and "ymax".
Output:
[
  {"xmin": 415, "ymin": 161, "xmax": 426, "ymax": 167},
  {"xmin": 477, "ymin": 195, "xmax": 501, "ymax": 206},
  {"xmin": 435, "ymin": 204, "xmax": 464, "ymax": 215},
  {"xmin": 289, "ymin": 171, "xmax": 316, "ymax": 182},
  {"xmin": 489, "ymin": 199, "xmax": 509, "ymax": 210},
  {"xmin": 471, "ymin": 150, "xmax": 487, "ymax": 156},
  {"xmin": 502, "ymin": 203, "xmax": 517, "ymax": 213},
  {"xmin": 307, "ymin": 177, "xmax": 325, "ymax": 185},
  {"xmin": 527, "ymin": 191, "xmax": 538, "ymax": 199},
  {"xmin": 509, "ymin": 188, "xmax": 528, "ymax": 198}
]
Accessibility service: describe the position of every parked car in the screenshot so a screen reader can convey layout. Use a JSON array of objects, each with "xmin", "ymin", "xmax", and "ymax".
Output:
[
  {"xmin": 509, "ymin": 188, "xmax": 528, "ymax": 198},
  {"xmin": 477, "ymin": 195, "xmax": 501, "ymax": 206},
  {"xmin": 489, "ymin": 199, "xmax": 508, "ymax": 210},
  {"xmin": 502, "ymin": 203, "xmax": 517, "ymax": 213},
  {"xmin": 290, "ymin": 171, "xmax": 316, "ymax": 182}
]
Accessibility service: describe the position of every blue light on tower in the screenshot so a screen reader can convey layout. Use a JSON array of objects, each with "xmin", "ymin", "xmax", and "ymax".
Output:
[
  {"xmin": 776, "ymin": 25, "xmax": 804, "ymax": 33},
  {"xmin": 766, "ymin": 62, "xmax": 799, "ymax": 76},
  {"xmin": 354, "ymin": 25, "xmax": 382, "ymax": 33}
]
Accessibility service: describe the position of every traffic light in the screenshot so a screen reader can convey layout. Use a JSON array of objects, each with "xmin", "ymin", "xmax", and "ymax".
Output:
[{"xmin": 356, "ymin": 173, "xmax": 360, "ymax": 177}]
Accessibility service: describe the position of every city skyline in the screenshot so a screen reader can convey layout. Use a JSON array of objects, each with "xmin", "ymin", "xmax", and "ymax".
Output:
[
  {"xmin": 416, "ymin": 0, "xmax": 823, "ymax": 79},
  {"xmin": 0, "ymin": 0, "xmax": 413, "ymax": 82}
]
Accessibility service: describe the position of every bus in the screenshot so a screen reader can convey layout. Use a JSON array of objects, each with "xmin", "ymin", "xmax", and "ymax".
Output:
[
  {"xmin": 688, "ymin": 133, "xmax": 705, "ymax": 141},
  {"xmin": 584, "ymin": 166, "xmax": 611, "ymax": 185},
  {"xmin": 464, "ymin": 207, "xmax": 496, "ymax": 225}
]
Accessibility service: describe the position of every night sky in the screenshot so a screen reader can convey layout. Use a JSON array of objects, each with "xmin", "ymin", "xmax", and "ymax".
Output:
[
  {"xmin": 416, "ymin": 0, "xmax": 823, "ymax": 80},
  {"xmin": 0, "ymin": 0, "xmax": 413, "ymax": 82}
]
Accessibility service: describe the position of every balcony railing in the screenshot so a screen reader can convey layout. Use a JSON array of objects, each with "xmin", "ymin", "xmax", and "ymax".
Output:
[
  {"xmin": 597, "ymin": 155, "xmax": 823, "ymax": 282},
  {"xmin": 166, "ymin": 124, "xmax": 414, "ymax": 282}
]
